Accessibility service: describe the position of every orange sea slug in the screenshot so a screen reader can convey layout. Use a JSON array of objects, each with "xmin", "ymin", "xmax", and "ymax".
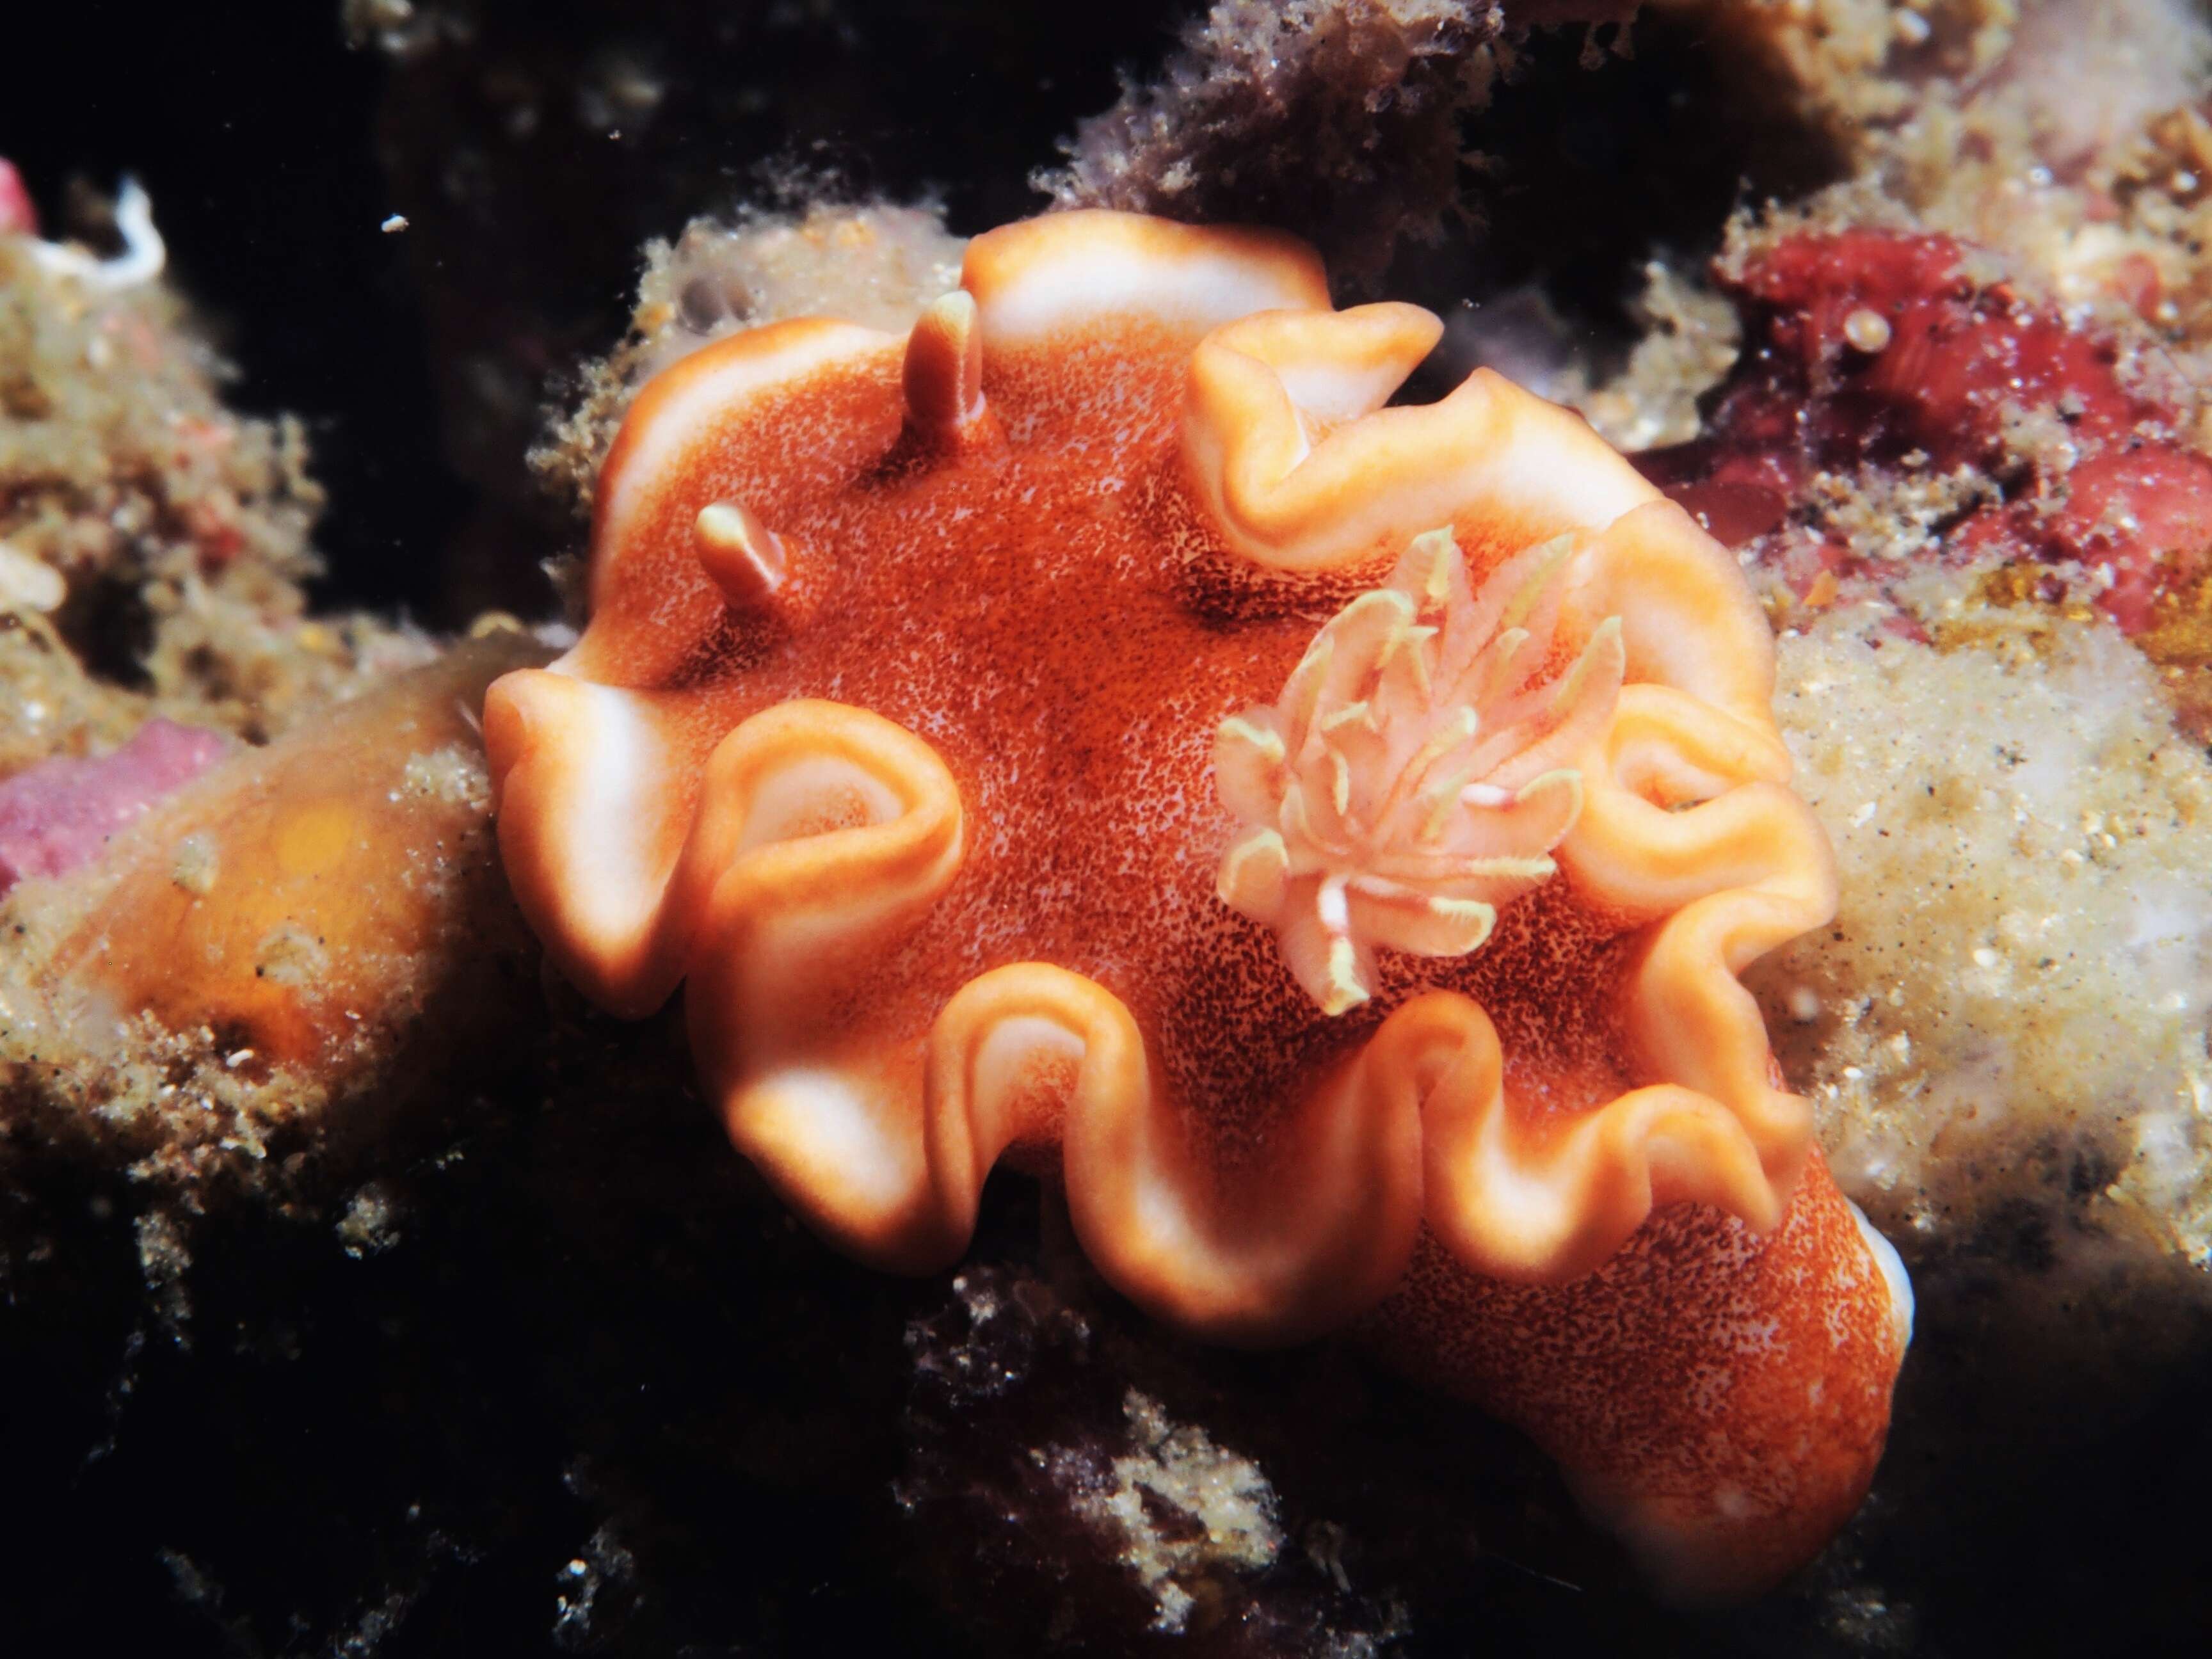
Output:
[{"xmin": 484, "ymin": 210, "xmax": 1912, "ymax": 1600}]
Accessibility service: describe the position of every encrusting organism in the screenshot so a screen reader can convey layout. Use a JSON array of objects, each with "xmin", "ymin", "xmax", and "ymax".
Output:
[
  {"xmin": 0, "ymin": 719, "xmax": 228, "ymax": 895},
  {"xmin": 484, "ymin": 209, "xmax": 1912, "ymax": 1600}
]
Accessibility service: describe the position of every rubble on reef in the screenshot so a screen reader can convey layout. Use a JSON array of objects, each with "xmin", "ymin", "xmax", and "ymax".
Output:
[
  {"xmin": 899, "ymin": 1265, "xmax": 1380, "ymax": 1651},
  {"xmin": 1689, "ymin": 0, "xmax": 2212, "ymax": 337},
  {"xmin": 1756, "ymin": 595, "xmax": 2212, "ymax": 1331},
  {"xmin": 0, "ymin": 636, "xmax": 546, "ymax": 1194},
  {"xmin": 0, "ymin": 175, "xmax": 436, "ymax": 771},
  {"xmin": 5, "ymin": 0, "xmax": 2212, "ymax": 1654},
  {"xmin": 1033, "ymin": 0, "xmax": 1640, "ymax": 289},
  {"xmin": 531, "ymin": 201, "xmax": 966, "ymax": 526}
]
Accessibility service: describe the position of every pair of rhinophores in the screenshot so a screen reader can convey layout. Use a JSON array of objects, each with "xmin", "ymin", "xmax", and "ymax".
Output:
[{"xmin": 485, "ymin": 210, "xmax": 1913, "ymax": 1601}]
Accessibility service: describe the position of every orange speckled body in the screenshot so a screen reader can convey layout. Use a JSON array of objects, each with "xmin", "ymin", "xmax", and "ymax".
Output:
[
  {"xmin": 586, "ymin": 328, "xmax": 1350, "ymax": 1091},
  {"xmin": 558, "ymin": 328, "xmax": 1647, "ymax": 1169},
  {"xmin": 484, "ymin": 211, "xmax": 1909, "ymax": 1598},
  {"xmin": 1374, "ymin": 1157, "xmax": 1908, "ymax": 1599}
]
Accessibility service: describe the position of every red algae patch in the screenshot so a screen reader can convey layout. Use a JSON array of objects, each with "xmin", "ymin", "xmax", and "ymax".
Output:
[{"xmin": 1648, "ymin": 228, "xmax": 2212, "ymax": 641}]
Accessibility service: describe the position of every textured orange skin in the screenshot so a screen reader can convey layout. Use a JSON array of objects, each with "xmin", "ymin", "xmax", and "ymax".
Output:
[
  {"xmin": 1372, "ymin": 1156, "xmax": 1901, "ymax": 1599},
  {"xmin": 484, "ymin": 213, "xmax": 1907, "ymax": 1598}
]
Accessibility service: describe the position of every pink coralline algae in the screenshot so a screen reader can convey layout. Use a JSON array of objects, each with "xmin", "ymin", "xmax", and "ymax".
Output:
[
  {"xmin": 0, "ymin": 159, "xmax": 35, "ymax": 237},
  {"xmin": 1646, "ymin": 229, "xmax": 2212, "ymax": 636},
  {"xmin": 0, "ymin": 720, "xmax": 230, "ymax": 895}
]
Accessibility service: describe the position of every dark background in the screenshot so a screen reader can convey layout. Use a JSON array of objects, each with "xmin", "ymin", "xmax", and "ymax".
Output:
[
  {"xmin": 4, "ymin": 0, "xmax": 1191, "ymax": 623},
  {"xmin": 4, "ymin": 0, "xmax": 1813, "ymax": 629}
]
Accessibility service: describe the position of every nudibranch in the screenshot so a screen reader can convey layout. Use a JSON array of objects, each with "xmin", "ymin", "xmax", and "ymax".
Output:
[{"xmin": 485, "ymin": 210, "xmax": 1911, "ymax": 1600}]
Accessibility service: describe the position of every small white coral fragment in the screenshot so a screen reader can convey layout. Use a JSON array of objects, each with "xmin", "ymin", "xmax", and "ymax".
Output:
[
  {"xmin": 0, "ymin": 540, "xmax": 65, "ymax": 613},
  {"xmin": 1214, "ymin": 527, "xmax": 1624, "ymax": 1014},
  {"xmin": 1066, "ymin": 1389, "xmax": 1283, "ymax": 1635},
  {"xmin": 29, "ymin": 177, "xmax": 166, "ymax": 291}
]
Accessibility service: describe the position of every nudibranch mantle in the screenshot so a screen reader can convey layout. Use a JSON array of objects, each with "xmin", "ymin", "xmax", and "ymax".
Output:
[{"xmin": 485, "ymin": 209, "xmax": 1909, "ymax": 1600}]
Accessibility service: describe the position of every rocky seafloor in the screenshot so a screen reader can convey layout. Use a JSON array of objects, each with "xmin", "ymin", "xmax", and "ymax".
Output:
[{"xmin": 4, "ymin": 1, "xmax": 2211, "ymax": 1653}]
